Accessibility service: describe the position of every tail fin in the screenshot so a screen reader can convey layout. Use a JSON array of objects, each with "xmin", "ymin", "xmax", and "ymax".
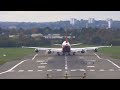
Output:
[
  {"xmin": 66, "ymin": 36, "xmax": 68, "ymax": 43},
  {"xmin": 65, "ymin": 30, "xmax": 68, "ymax": 43}
]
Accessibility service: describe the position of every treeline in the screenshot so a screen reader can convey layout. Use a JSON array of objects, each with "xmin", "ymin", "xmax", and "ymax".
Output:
[{"xmin": 0, "ymin": 27, "xmax": 120, "ymax": 47}]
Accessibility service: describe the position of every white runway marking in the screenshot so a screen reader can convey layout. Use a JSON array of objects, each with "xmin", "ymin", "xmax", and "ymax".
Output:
[
  {"xmin": 90, "ymin": 69, "xmax": 95, "ymax": 71},
  {"xmin": 47, "ymin": 70, "xmax": 52, "ymax": 71},
  {"xmin": 106, "ymin": 59, "xmax": 120, "ymax": 69},
  {"xmin": 32, "ymin": 54, "xmax": 38, "ymax": 60},
  {"xmin": 71, "ymin": 70, "xmax": 77, "ymax": 71},
  {"xmin": 37, "ymin": 70, "xmax": 43, "ymax": 72},
  {"xmin": 79, "ymin": 69, "xmax": 86, "ymax": 71},
  {"xmin": 18, "ymin": 70, "xmax": 24, "ymax": 72},
  {"xmin": 99, "ymin": 69, "xmax": 105, "ymax": 71},
  {"xmin": 56, "ymin": 69, "xmax": 62, "ymax": 71},
  {"xmin": 65, "ymin": 56, "xmax": 68, "ymax": 70},
  {"xmin": 87, "ymin": 66, "xmax": 95, "ymax": 67},
  {"xmin": 36, "ymin": 60, "xmax": 44, "ymax": 62},
  {"xmin": 94, "ymin": 53, "xmax": 120, "ymax": 69},
  {"xmin": 94, "ymin": 53, "xmax": 102, "ymax": 59},
  {"xmin": 28, "ymin": 70, "xmax": 33, "ymax": 72},
  {"xmin": 9, "ymin": 60, "xmax": 27, "ymax": 71},
  {"xmin": 38, "ymin": 66, "xmax": 45, "ymax": 68},
  {"xmin": 85, "ymin": 60, "xmax": 96, "ymax": 62},
  {"xmin": 0, "ymin": 59, "xmax": 28, "ymax": 75},
  {"xmin": 40, "ymin": 63, "xmax": 47, "ymax": 65},
  {"xmin": 109, "ymin": 69, "xmax": 114, "ymax": 71}
]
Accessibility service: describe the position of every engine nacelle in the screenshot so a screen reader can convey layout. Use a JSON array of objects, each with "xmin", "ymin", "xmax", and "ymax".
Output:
[
  {"xmin": 34, "ymin": 49, "xmax": 39, "ymax": 53},
  {"xmin": 94, "ymin": 48, "xmax": 98, "ymax": 52},
  {"xmin": 81, "ymin": 49, "xmax": 85, "ymax": 53},
  {"xmin": 48, "ymin": 50, "xmax": 52, "ymax": 54}
]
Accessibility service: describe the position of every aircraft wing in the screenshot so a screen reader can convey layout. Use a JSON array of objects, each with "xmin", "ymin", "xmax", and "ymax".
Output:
[
  {"xmin": 71, "ymin": 44, "xmax": 112, "ymax": 53},
  {"xmin": 83, "ymin": 44, "xmax": 112, "ymax": 51},
  {"xmin": 22, "ymin": 46, "xmax": 62, "ymax": 52}
]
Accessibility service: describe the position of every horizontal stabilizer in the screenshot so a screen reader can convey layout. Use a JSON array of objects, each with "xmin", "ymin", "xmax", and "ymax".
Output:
[
  {"xmin": 53, "ymin": 44, "xmax": 62, "ymax": 46},
  {"xmin": 71, "ymin": 43, "xmax": 83, "ymax": 46}
]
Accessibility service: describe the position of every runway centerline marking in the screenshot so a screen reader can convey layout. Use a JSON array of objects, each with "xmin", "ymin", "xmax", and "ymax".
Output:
[
  {"xmin": 32, "ymin": 54, "xmax": 38, "ymax": 60},
  {"xmin": 65, "ymin": 55, "xmax": 68, "ymax": 70}
]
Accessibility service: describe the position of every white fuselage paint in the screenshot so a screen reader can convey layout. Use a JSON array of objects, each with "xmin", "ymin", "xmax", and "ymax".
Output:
[
  {"xmin": 62, "ymin": 41, "xmax": 71, "ymax": 48},
  {"xmin": 62, "ymin": 41, "xmax": 71, "ymax": 53}
]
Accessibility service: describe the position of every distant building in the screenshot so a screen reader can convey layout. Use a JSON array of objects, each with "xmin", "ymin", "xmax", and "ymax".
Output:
[
  {"xmin": 107, "ymin": 19, "xmax": 112, "ymax": 28},
  {"xmin": 9, "ymin": 35, "xmax": 19, "ymax": 38},
  {"xmin": 44, "ymin": 34, "xmax": 75, "ymax": 39},
  {"xmin": 70, "ymin": 18, "xmax": 78, "ymax": 25},
  {"xmin": 31, "ymin": 33, "xmax": 43, "ymax": 37},
  {"xmin": 8, "ymin": 26, "xmax": 17, "ymax": 29},
  {"xmin": 88, "ymin": 18, "xmax": 95, "ymax": 23}
]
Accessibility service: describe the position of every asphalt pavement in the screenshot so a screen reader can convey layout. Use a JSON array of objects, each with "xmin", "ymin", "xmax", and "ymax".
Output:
[{"xmin": 0, "ymin": 51, "xmax": 120, "ymax": 79}]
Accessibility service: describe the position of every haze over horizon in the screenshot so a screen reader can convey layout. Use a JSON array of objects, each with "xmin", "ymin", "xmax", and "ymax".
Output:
[{"xmin": 0, "ymin": 11, "xmax": 120, "ymax": 22}]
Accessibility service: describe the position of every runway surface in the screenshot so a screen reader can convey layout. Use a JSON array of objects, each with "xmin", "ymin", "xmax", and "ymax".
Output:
[{"xmin": 0, "ymin": 51, "xmax": 120, "ymax": 79}]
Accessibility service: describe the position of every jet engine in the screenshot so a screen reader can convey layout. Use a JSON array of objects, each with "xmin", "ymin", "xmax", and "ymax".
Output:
[
  {"xmin": 48, "ymin": 49, "xmax": 52, "ymax": 54},
  {"xmin": 81, "ymin": 49, "xmax": 85, "ymax": 53},
  {"xmin": 34, "ymin": 49, "xmax": 39, "ymax": 53},
  {"xmin": 94, "ymin": 48, "xmax": 98, "ymax": 52}
]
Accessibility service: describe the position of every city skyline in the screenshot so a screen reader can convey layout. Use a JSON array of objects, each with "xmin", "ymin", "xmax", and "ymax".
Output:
[{"xmin": 0, "ymin": 11, "xmax": 120, "ymax": 22}]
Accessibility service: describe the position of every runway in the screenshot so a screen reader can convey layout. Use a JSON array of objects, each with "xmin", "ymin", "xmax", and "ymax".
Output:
[{"xmin": 0, "ymin": 51, "xmax": 120, "ymax": 79}]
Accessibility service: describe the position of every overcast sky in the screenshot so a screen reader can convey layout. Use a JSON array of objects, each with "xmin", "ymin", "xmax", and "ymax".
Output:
[{"xmin": 0, "ymin": 11, "xmax": 120, "ymax": 22}]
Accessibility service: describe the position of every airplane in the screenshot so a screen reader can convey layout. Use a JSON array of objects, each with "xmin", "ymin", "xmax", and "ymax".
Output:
[{"xmin": 22, "ymin": 35, "xmax": 112, "ymax": 56}]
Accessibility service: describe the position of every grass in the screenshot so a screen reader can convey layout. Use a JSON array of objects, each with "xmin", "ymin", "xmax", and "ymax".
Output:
[
  {"xmin": 0, "ymin": 48, "xmax": 34, "ymax": 65},
  {"xmin": 98, "ymin": 46, "xmax": 120, "ymax": 59}
]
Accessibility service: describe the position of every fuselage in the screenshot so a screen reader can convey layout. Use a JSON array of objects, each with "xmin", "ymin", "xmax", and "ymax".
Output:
[{"xmin": 62, "ymin": 41, "xmax": 71, "ymax": 54}]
